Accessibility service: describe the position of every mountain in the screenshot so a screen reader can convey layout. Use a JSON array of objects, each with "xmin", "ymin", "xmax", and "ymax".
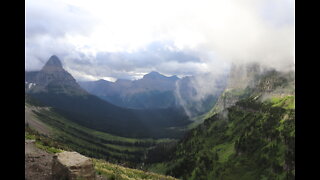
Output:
[
  {"xmin": 143, "ymin": 71, "xmax": 177, "ymax": 80},
  {"xmin": 145, "ymin": 67, "xmax": 295, "ymax": 180},
  {"xmin": 79, "ymin": 71, "xmax": 226, "ymax": 116},
  {"xmin": 174, "ymin": 74, "xmax": 227, "ymax": 118},
  {"xmin": 79, "ymin": 71, "xmax": 180, "ymax": 109},
  {"xmin": 25, "ymin": 55, "xmax": 191, "ymax": 138},
  {"xmin": 25, "ymin": 55, "xmax": 86, "ymax": 95},
  {"xmin": 204, "ymin": 63, "xmax": 294, "ymax": 118}
]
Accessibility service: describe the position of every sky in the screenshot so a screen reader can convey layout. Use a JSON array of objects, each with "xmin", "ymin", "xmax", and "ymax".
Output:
[{"xmin": 26, "ymin": 0, "xmax": 294, "ymax": 82}]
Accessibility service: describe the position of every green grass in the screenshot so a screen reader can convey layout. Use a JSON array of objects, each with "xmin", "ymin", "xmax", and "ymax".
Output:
[
  {"xmin": 93, "ymin": 159, "xmax": 178, "ymax": 180},
  {"xmin": 147, "ymin": 163, "xmax": 169, "ymax": 175},
  {"xmin": 25, "ymin": 131, "xmax": 36, "ymax": 140},
  {"xmin": 269, "ymin": 96, "xmax": 295, "ymax": 109},
  {"xmin": 26, "ymin": 125, "xmax": 177, "ymax": 180},
  {"xmin": 26, "ymin": 102, "xmax": 177, "ymax": 165},
  {"xmin": 35, "ymin": 141, "xmax": 63, "ymax": 153},
  {"xmin": 164, "ymin": 96, "xmax": 295, "ymax": 180},
  {"xmin": 25, "ymin": 127, "xmax": 69, "ymax": 154},
  {"xmin": 212, "ymin": 142, "xmax": 235, "ymax": 163},
  {"xmin": 104, "ymin": 144, "xmax": 146, "ymax": 152}
]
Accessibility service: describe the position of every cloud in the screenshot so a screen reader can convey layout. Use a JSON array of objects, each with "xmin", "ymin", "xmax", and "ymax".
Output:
[
  {"xmin": 26, "ymin": 0, "xmax": 294, "ymax": 80},
  {"xmin": 25, "ymin": 0, "xmax": 96, "ymax": 70},
  {"xmin": 60, "ymin": 41, "xmax": 207, "ymax": 81},
  {"xmin": 26, "ymin": 0, "xmax": 95, "ymax": 39}
]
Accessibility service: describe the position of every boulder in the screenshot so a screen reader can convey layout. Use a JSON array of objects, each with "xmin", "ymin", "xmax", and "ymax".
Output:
[{"xmin": 52, "ymin": 151, "xmax": 95, "ymax": 180}]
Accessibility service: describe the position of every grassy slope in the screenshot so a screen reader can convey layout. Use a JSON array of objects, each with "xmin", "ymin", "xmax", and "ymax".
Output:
[
  {"xmin": 94, "ymin": 159, "xmax": 178, "ymax": 180},
  {"xmin": 162, "ymin": 95, "xmax": 295, "ymax": 180},
  {"xmin": 25, "ymin": 101, "xmax": 176, "ymax": 166},
  {"xmin": 185, "ymin": 87, "xmax": 252, "ymax": 130},
  {"xmin": 25, "ymin": 131, "xmax": 178, "ymax": 180}
]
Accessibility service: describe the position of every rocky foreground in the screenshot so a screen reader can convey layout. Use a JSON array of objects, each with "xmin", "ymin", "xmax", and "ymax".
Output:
[
  {"xmin": 25, "ymin": 140, "xmax": 107, "ymax": 180},
  {"xmin": 25, "ymin": 139, "xmax": 53, "ymax": 180},
  {"xmin": 52, "ymin": 151, "xmax": 96, "ymax": 180}
]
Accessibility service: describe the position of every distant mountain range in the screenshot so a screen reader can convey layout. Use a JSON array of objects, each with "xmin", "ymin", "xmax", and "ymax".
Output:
[
  {"xmin": 25, "ymin": 55, "xmax": 191, "ymax": 138},
  {"xmin": 79, "ymin": 71, "xmax": 179, "ymax": 109},
  {"xmin": 79, "ymin": 70, "xmax": 226, "ymax": 117}
]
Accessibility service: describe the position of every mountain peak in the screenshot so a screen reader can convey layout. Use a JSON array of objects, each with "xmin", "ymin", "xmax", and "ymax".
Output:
[
  {"xmin": 170, "ymin": 75, "xmax": 179, "ymax": 80},
  {"xmin": 143, "ymin": 71, "xmax": 166, "ymax": 79},
  {"xmin": 42, "ymin": 55, "xmax": 64, "ymax": 72}
]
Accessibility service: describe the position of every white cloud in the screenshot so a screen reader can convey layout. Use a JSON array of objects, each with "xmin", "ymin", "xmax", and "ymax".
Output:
[{"xmin": 26, "ymin": 0, "xmax": 294, "ymax": 79}]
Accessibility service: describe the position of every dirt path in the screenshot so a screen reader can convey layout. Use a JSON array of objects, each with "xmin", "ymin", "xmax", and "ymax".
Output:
[{"xmin": 25, "ymin": 140, "xmax": 53, "ymax": 180}]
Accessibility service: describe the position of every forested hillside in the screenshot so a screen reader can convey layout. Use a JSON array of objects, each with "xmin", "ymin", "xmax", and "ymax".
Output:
[
  {"xmin": 145, "ymin": 69, "xmax": 295, "ymax": 180},
  {"xmin": 162, "ymin": 96, "xmax": 294, "ymax": 180}
]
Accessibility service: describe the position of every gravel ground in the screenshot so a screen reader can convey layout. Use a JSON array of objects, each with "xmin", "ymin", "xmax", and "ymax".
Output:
[{"xmin": 25, "ymin": 140, "xmax": 53, "ymax": 180}]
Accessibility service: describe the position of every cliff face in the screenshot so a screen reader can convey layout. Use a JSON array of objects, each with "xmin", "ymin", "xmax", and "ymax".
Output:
[{"xmin": 209, "ymin": 64, "xmax": 294, "ymax": 115}]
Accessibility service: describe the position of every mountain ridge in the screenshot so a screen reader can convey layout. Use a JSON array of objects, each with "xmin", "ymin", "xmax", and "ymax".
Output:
[
  {"xmin": 79, "ymin": 71, "xmax": 181, "ymax": 109},
  {"xmin": 25, "ymin": 55, "xmax": 191, "ymax": 138}
]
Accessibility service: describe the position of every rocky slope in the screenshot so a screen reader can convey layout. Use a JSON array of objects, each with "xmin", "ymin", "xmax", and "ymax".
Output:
[{"xmin": 25, "ymin": 55, "xmax": 87, "ymax": 95}]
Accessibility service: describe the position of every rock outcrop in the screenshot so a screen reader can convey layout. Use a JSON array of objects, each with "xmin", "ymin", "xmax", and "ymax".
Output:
[{"xmin": 52, "ymin": 151, "xmax": 96, "ymax": 180}]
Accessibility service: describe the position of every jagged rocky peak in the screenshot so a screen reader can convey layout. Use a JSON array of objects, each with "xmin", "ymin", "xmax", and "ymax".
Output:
[
  {"xmin": 41, "ymin": 55, "xmax": 64, "ymax": 72},
  {"xmin": 25, "ymin": 55, "xmax": 88, "ymax": 95}
]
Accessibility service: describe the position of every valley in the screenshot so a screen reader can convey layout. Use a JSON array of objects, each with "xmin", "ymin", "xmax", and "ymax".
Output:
[
  {"xmin": 25, "ymin": 0, "xmax": 295, "ymax": 179},
  {"xmin": 25, "ymin": 55, "xmax": 295, "ymax": 180},
  {"xmin": 25, "ymin": 98, "xmax": 176, "ymax": 165}
]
